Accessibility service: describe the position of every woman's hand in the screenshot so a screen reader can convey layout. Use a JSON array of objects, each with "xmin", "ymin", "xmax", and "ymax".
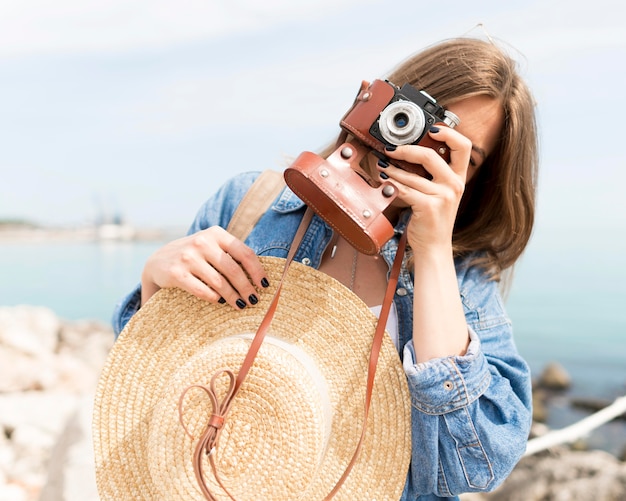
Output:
[
  {"xmin": 141, "ymin": 226, "xmax": 270, "ymax": 309},
  {"xmin": 377, "ymin": 125, "xmax": 472, "ymax": 254},
  {"xmin": 378, "ymin": 126, "xmax": 472, "ymax": 362}
]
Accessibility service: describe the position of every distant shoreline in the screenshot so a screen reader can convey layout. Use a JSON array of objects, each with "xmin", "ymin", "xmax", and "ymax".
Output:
[{"xmin": 0, "ymin": 224, "xmax": 183, "ymax": 243}]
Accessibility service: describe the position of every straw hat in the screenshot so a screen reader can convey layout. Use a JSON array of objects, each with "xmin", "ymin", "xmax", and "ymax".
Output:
[{"xmin": 93, "ymin": 256, "xmax": 411, "ymax": 500}]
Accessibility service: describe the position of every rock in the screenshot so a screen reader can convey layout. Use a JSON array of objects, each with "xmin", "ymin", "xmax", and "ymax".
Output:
[
  {"xmin": 0, "ymin": 306, "xmax": 60, "ymax": 356},
  {"xmin": 0, "ymin": 306, "xmax": 114, "ymax": 501},
  {"xmin": 0, "ymin": 390, "xmax": 80, "ymax": 435},
  {"xmin": 0, "ymin": 392, "xmax": 79, "ymax": 498},
  {"xmin": 0, "ymin": 483, "xmax": 30, "ymax": 501},
  {"xmin": 529, "ymin": 421, "xmax": 550, "ymax": 439},
  {"xmin": 0, "ymin": 309, "xmax": 112, "ymax": 393},
  {"xmin": 460, "ymin": 494, "xmax": 487, "ymax": 500},
  {"xmin": 0, "ymin": 305, "xmax": 64, "ymax": 392},
  {"xmin": 0, "ymin": 348, "xmax": 57, "ymax": 392},
  {"xmin": 480, "ymin": 447, "xmax": 626, "ymax": 500},
  {"xmin": 59, "ymin": 319, "xmax": 113, "ymax": 367},
  {"xmin": 571, "ymin": 397, "xmax": 626, "ymax": 421},
  {"xmin": 0, "ymin": 428, "xmax": 16, "ymax": 480},
  {"xmin": 532, "ymin": 388, "xmax": 549, "ymax": 422},
  {"xmin": 571, "ymin": 437, "xmax": 590, "ymax": 451},
  {"xmin": 537, "ymin": 361, "xmax": 572, "ymax": 390},
  {"xmin": 39, "ymin": 393, "xmax": 99, "ymax": 501},
  {"xmin": 459, "ymin": 492, "xmax": 486, "ymax": 501}
]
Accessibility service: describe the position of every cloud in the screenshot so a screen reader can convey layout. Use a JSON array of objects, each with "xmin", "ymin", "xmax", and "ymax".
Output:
[{"xmin": 0, "ymin": 0, "xmax": 375, "ymax": 57}]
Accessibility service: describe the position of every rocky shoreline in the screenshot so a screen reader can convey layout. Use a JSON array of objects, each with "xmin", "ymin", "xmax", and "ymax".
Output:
[
  {"xmin": 1, "ymin": 305, "xmax": 625, "ymax": 500},
  {"xmin": 0, "ymin": 305, "xmax": 113, "ymax": 501}
]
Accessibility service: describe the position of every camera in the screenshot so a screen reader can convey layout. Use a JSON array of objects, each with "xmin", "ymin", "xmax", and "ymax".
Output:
[
  {"xmin": 340, "ymin": 79, "xmax": 460, "ymax": 174},
  {"xmin": 283, "ymin": 79, "xmax": 461, "ymax": 255}
]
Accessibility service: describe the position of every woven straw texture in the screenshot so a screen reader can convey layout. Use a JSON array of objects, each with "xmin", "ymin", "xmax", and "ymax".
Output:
[{"xmin": 93, "ymin": 256, "xmax": 411, "ymax": 500}]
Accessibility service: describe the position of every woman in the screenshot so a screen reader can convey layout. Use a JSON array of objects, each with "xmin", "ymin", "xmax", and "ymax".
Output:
[{"xmin": 113, "ymin": 37, "xmax": 538, "ymax": 500}]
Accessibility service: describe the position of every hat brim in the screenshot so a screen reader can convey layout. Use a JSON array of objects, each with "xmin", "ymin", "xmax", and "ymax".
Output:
[{"xmin": 93, "ymin": 256, "xmax": 411, "ymax": 500}]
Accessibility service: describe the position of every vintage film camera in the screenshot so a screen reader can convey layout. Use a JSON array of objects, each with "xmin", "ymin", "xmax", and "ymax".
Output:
[{"xmin": 284, "ymin": 79, "xmax": 460, "ymax": 255}]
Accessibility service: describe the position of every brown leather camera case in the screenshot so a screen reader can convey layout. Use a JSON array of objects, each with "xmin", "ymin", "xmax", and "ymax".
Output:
[{"xmin": 284, "ymin": 142, "xmax": 397, "ymax": 255}]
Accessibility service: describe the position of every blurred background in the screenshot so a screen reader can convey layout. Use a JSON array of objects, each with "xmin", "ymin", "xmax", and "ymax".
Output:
[{"xmin": 1, "ymin": 0, "xmax": 625, "ymax": 451}]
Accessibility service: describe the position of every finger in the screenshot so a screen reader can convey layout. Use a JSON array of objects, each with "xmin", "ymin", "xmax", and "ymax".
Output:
[
  {"xmin": 208, "ymin": 250, "xmax": 263, "ymax": 308},
  {"xmin": 425, "ymin": 126, "xmax": 472, "ymax": 179},
  {"xmin": 385, "ymin": 177, "xmax": 432, "ymax": 207},
  {"xmin": 377, "ymin": 159, "xmax": 438, "ymax": 195},
  {"xmin": 184, "ymin": 272, "xmax": 225, "ymax": 304},
  {"xmin": 383, "ymin": 143, "xmax": 452, "ymax": 182},
  {"xmin": 384, "ymin": 128, "xmax": 471, "ymax": 181},
  {"xmin": 185, "ymin": 260, "xmax": 246, "ymax": 308},
  {"xmin": 376, "ymin": 158, "xmax": 464, "ymax": 211},
  {"xmin": 219, "ymin": 234, "xmax": 271, "ymax": 291}
]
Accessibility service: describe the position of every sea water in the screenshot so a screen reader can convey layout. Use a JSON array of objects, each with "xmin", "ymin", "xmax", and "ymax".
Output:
[
  {"xmin": 0, "ymin": 238, "xmax": 165, "ymax": 322},
  {"xmin": 508, "ymin": 225, "xmax": 626, "ymax": 396}
]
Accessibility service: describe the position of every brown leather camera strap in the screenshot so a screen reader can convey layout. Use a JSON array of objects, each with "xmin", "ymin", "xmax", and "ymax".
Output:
[{"xmin": 178, "ymin": 207, "xmax": 408, "ymax": 500}]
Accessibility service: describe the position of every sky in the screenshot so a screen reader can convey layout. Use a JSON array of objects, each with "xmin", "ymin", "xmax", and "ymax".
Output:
[{"xmin": 1, "ymin": 0, "xmax": 625, "ymax": 235}]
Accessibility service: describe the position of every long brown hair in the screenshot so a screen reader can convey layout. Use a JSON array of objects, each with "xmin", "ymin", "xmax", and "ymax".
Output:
[{"xmin": 327, "ymin": 38, "xmax": 539, "ymax": 280}]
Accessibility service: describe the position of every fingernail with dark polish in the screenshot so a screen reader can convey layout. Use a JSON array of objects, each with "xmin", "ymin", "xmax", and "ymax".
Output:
[
  {"xmin": 218, "ymin": 297, "xmax": 226, "ymax": 304},
  {"xmin": 261, "ymin": 277, "xmax": 270, "ymax": 288},
  {"xmin": 384, "ymin": 144, "xmax": 397, "ymax": 152},
  {"xmin": 236, "ymin": 298, "xmax": 247, "ymax": 309},
  {"xmin": 377, "ymin": 159, "xmax": 389, "ymax": 168},
  {"xmin": 429, "ymin": 126, "xmax": 440, "ymax": 133},
  {"xmin": 248, "ymin": 294, "xmax": 258, "ymax": 305},
  {"xmin": 380, "ymin": 172, "xmax": 389, "ymax": 180}
]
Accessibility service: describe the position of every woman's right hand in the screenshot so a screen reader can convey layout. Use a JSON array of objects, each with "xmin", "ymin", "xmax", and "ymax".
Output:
[{"xmin": 140, "ymin": 226, "xmax": 270, "ymax": 309}]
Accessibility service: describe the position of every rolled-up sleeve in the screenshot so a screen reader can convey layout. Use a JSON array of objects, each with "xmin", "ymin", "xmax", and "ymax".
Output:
[{"xmin": 403, "ymin": 328, "xmax": 490, "ymax": 414}]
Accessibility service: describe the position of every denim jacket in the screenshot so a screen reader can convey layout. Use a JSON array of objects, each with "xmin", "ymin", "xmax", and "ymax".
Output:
[{"xmin": 113, "ymin": 171, "xmax": 532, "ymax": 501}]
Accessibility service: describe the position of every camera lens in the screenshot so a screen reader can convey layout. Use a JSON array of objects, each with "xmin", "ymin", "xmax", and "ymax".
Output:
[
  {"xmin": 378, "ymin": 100, "xmax": 426, "ymax": 145},
  {"xmin": 393, "ymin": 113, "xmax": 409, "ymax": 128}
]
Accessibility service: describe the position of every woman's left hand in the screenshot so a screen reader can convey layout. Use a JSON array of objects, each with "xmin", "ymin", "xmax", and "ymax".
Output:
[{"xmin": 378, "ymin": 126, "xmax": 472, "ymax": 254}]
